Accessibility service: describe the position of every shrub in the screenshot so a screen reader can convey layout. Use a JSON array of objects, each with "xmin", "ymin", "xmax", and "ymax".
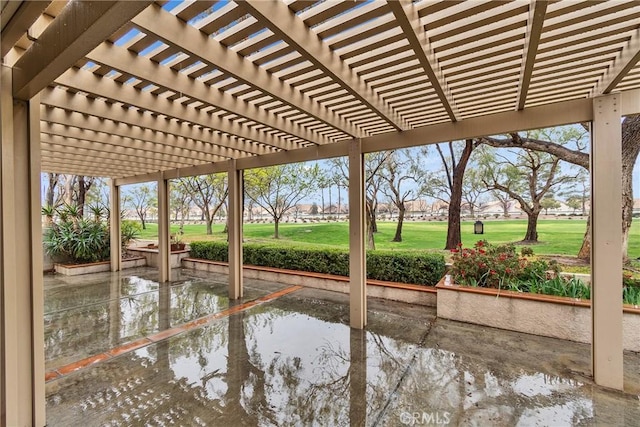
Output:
[
  {"xmin": 188, "ymin": 241, "xmax": 445, "ymax": 286},
  {"xmin": 367, "ymin": 251, "xmax": 445, "ymax": 285},
  {"xmin": 44, "ymin": 218, "xmax": 110, "ymax": 263},
  {"xmin": 121, "ymin": 220, "xmax": 142, "ymax": 252},
  {"xmin": 449, "ymin": 240, "xmax": 559, "ymax": 289}
]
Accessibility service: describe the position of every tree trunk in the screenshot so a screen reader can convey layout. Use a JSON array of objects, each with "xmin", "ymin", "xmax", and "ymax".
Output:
[
  {"xmin": 445, "ymin": 140, "xmax": 474, "ymax": 249},
  {"xmin": 365, "ymin": 202, "xmax": 375, "ymax": 250},
  {"xmin": 370, "ymin": 198, "xmax": 378, "ymax": 233},
  {"xmin": 77, "ymin": 176, "xmax": 87, "ymax": 217},
  {"xmin": 523, "ymin": 210, "xmax": 540, "ymax": 242},
  {"xmin": 577, "ymin": 115, "xmax": 640, "ymax": 261},
  {"xmin": 45, "ymin": 173, "xmax": 58, "ymax": 207},
  {"xmin": 205, "ymin": 210, "xmax": 213, "ymax": 235},
  {"xmin": 502, "ymin": 201, "xmax": 509, "ymax": 218},
  {"xmin": 337, "ymin": 186, "xmax": 341, "ymax": 219},
  {"xmin": 63, "ymin": 175, "xmax": 74, "ymax": 205},
  {"xmin": 392, "ymin": 206, "xmax": 405, "ymax": 242},
  {"xmin": 140, "ymin": 217, "xmax": 146, "ymax": 230},
  {"xmin": 577, "ymin": 215, "xmax": 591, "ymax": 260},
  {"xmin": 274, "ymin": 218, "xmax": 280, "ymax": 239}
]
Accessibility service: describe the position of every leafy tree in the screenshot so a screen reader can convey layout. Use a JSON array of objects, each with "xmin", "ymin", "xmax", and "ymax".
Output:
[
  {"xmin": 310, "ymin": 202, "xmax": 319, "ymax": 215},
  {"xmin": 540, "ymin": 196, "xmax": 561, "ymax": 215},
  {"xmin": 480, "ymin": 147, "xmax": 578, "ymax": 242},
  {"xmin": 244, "ymin": 163, "xmax": 319, "ymax": 238},
  {"xmin": 479, "ymin": 118, "xmax": 640, "ymax": 260},
  {"xmin": 177, "ymin": 174, "xmax": 227, "ymax": 235},
  {"xmin": 565, "ymin": 196, "xmax": 582, "ymax": 214},
  {"xmin": 128, "ymin": 184, "xmax": 156, "ymax": 230}
]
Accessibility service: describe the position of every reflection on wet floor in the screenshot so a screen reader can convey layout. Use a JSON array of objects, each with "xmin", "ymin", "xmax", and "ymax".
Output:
[{"xmin": 45, "ymin": 268, "xmax": 640, "ymax": 426}]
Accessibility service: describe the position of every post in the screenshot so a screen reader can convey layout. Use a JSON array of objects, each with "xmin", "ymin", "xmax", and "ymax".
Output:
[
  {"xmin": 228, "ymin": 161, "xmax": 243, "ymax": 299},
  {"xmin": 591, "ymin": 94, "xmax": 624, "ymax": 390},
  {"xmin": 157, "ymin": 177, "xmax": 171, "ymax": 282},
  {"xmin": 1, "ymin": 65, "xmax": 45, "ymax": 425},
  {"xmin": 109, "ymin": 179, "xmax": 121, "ymax": 272},
  {"xmin": 348, "ymin": 139, "xmax": 367, "ymax": 328}
]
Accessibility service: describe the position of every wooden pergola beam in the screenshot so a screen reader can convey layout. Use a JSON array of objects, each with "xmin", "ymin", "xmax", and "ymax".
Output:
[
  {"xmin": 516, "ymin": 0, "xmax": 548, "ymax": 110},
  {"xmin": 0, "ymin": 1, "xmax": 51, "ymax": 58},
  {"xmin": 87, "ymin": 42, "xmax": 323, "ymax": 148},
  {"xmin": 53, "ymin": 68, "xmax": 281, "ymax": 153},
  {"xmin": 12, "ymin": 1, "xmax": 152, "ymax": 99},
  {"xmin": 387, "ymin": 0, "xmax": 459, "ymax": 121},
  {"xmin": 130, "ymin": 4, "xmax": 360, "ymax": 139},
  {"xmin": 40, "ymin": 87, "xmax": 257, "ymax": 158},
  {"xmin": 237, "ymin": 0, "xmax": 406, "ymax": 132}
]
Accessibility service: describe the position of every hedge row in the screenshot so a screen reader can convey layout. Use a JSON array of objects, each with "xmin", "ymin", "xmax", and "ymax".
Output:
[{"xmin": 188, "ymin": 241, "xmax": 446, "ymax": 286}]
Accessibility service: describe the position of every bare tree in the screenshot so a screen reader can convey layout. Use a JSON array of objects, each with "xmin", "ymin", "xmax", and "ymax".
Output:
[
  {"xmin": 461, "ymin": 168, "xmax": 486, "ymax": 219},
  {"xmin": 422, "ymin": 140, "xmax": 475, "ymax": 249},
  {"xmin": 331, "ymin": 152, "xmax": 391, "ymax": 249},
  {"xmin": 177, "ymin": 174, "xmax": 228, "ymax": 235},
  {"xmin": 491, "ymin": 191, "xmax": 513, "ymax": 218},
  {"xmin": 128, "ymin": 184, "xmax": 156, "ymax": 230},
  {"xmin": 380, "ymin": 149, "xmax": 425, "ymax": 242}
]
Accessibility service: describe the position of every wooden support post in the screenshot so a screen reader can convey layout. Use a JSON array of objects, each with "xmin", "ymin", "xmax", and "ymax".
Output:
[
  {"xmin": 158, "ymin": 177, "xmax": 171, "ymax": 282},
  {"xmin": 591, "ymin": 94, "xmax": 624, "ymax": 390},
  {"xmin": 228, "ymin": 161, "xmax": 244, "ymax": 299},
  {"xmin": 1, "ymin": 65, "xmax": 45, "ymax": 425},
  {"xmin": 349, "ymin": 139, "xmax": 366, "ymax": 328},
  {"xmin": 109, "ymin": 179, "xmax": 121, "ymax": 272}
]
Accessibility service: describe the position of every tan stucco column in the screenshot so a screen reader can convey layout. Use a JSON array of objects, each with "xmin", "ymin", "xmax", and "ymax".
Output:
[
  {"xmin": 109, "ymin": 179, "xmax": 121, "ymax": 272},
  {"xmin": 591, "ymin": 93, "xmax": 624, "ymax": 390},
  {"xmin": 0, "ymin": 65, "xmax": 45, "ymax": 425},
  {"xmin": 228, "ymin": 161, "xmax": 243, "ymax": 299},
  {"xmin": 158, "ymin": 177, "xmax": 171, "ymax": 282},
  {"xmin": 349, "ymin": 139, "xmax": 367, "ymax": 329}
]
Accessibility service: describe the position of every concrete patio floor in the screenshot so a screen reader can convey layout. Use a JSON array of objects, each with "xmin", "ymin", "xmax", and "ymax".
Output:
[{"xmin": 44, "ymin": 267, "xmax": 640, "ymax": 426}]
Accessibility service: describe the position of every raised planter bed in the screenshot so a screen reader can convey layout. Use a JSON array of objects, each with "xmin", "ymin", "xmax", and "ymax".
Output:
[
  {"xmin": 54, "ymin": 256, "xmax": 146, "ymax": 276},
  {"xmin": 128, "ymin": 247, "xmax": 190, "ymax": 269},
  {"xmin": 181, "ymin": 258, "xmax": 436, "ymax": 307},
  {"xmin": 436, "ymin": 278, "xmax": 640, "ymax": 352}
]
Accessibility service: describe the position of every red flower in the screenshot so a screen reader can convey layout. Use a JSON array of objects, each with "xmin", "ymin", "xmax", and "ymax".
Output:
[{"xmin": 450, "ymin": 248, "xmax": 459, "ymax": 253}]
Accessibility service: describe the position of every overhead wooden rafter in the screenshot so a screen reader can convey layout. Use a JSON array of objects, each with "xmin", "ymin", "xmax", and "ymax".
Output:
[{"xmin": 0, "ymin": 0, "xmax": 638, "ymax": 179}]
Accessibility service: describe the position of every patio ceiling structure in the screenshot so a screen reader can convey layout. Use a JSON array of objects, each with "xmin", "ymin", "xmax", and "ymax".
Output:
[{"xmin": 2, "ymin": 0, "xmax": 640, "ymax": 424}]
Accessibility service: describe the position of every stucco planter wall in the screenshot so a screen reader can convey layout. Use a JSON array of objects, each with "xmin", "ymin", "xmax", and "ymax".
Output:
[
  {"xmin": 181, "ymin": 258, "xmax": 437, "ymax": 307},
  {"xmin": 128, "ymin": 247, "xmax": 190, "ymax": 269},
  {"xmin": 54, "ymin": 256, "xmax": 146, "ymax": 276},
  {"xmin": 436, "ymin": 280, "xmax": 640, "ymax": 352}
]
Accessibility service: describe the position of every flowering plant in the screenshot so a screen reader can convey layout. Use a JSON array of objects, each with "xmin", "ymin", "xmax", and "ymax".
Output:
[{"xmin": 449, "ymin": 240, "xmax": 558, "ymax": 289}]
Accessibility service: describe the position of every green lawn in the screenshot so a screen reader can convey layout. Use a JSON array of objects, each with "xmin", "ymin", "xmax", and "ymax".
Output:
[{"xmin": 135, "ymin": 218, "xmax": 640, "ymax": 259}]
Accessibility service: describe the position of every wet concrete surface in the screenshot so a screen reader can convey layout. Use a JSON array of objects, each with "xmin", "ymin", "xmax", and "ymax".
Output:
[{"xmin": 45, "ymin": 268, "xmax": 640, "ymax": 426}]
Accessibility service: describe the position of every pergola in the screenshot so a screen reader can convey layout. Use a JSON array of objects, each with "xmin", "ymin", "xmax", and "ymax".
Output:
[{"xmin": 2, "ymin": 0, "xmax": 640, "ymax": 424}]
